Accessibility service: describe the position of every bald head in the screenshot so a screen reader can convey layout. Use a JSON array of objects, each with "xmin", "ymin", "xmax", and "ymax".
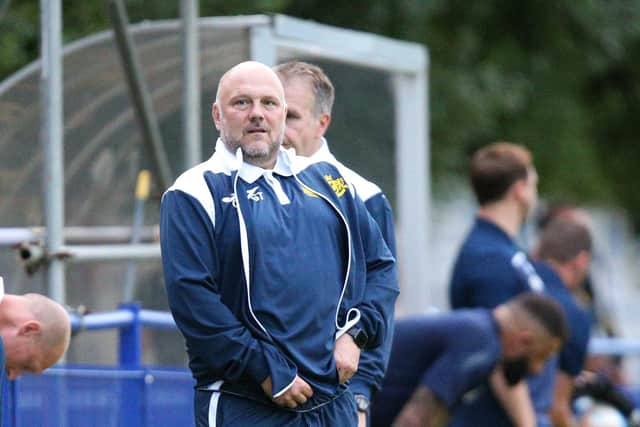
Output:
[
  {"xmin": 24, "ymin": 293, "xmax": 71, "ymax": 363},
  {"xmin": 216, "ymin": 61, "xmax": 286, "ymax": 105},
  {"xmin": 1, "ymin": 293, "xmax": 70, "ymax": 379},
  {"xmin": 212, "ymin": 61, "xmax": 287, "ymax": 168}
]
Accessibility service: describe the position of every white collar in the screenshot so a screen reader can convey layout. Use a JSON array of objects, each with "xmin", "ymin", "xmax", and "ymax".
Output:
[
  {"xmin": 214, "ymin": 138, "xmax": 295, "ymax": 183},
  {"xmin": 0, "ymin": 276, "xmax": 5, "ymax": 303},
  {"xmin": 308, "ymin": 137, "xmax": 337, "ymax": 164}
]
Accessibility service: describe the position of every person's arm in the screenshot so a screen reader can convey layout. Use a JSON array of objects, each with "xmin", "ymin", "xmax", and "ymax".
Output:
[
  {"xmin": 552, "ymin": 301, "xmax": 592, "ymax": 427},
  {"xmin": 161, "ymin": 188, "xmax": 298, "ymax": 398},
  {"xmin": 348, "ymin": 191, "xmax": 399, "ymax": 351},
  {"xmin": 334, "ymin": 332, "xmax": 361, "ymax": 384},
  {"xmin": 392, "ymin": 385, "xmax": 449, "ymax": 427},
  {"xmin": 333, "ymin": 190, "xmax": 398, "ymax": 408},
  {"xmin": 350, "ymin": 193, "xmax": 399, "ymax": 414},
  {"xmin": 490, "ymin": 367, "xmax": 536, "ymax": 427},
  {"xmin": 549, "ymin": 372, "xmax": 577, "ymax": 427},
  {"xmin": 357, "ymin": 411, "xmax": 367, "ymax": 427}
]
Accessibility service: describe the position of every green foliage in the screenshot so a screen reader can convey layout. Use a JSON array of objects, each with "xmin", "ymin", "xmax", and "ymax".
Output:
[
  {"xmin": 2, "ymin": 0, "xmax": 640, "ymax": 226},
  {"xmin": 0, "ymin": 1, "xmax": 39, "ymax": 78}
]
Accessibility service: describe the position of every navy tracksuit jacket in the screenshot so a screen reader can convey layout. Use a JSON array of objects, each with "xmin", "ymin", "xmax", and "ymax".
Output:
[{"xmin": 160, "ymin": 140, "xmax": 398, "ymax": 424}]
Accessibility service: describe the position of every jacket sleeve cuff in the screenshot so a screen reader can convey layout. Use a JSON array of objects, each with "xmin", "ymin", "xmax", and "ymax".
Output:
[
  {"xmin": 260, "ymin": 342, "xmax": 298, "ymax": 397},
  {"xmin": 272, "ymin": 376, "xmax": 297, "ymax": 398}
]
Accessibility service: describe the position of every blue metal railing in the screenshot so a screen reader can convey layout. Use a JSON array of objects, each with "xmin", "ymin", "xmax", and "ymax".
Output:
[
  {"xmin": 5, "ymin": 304, "xmax": 640, "ymax": 426},
  {"xmin": 6, "ymin": 304, "xmax": 193, "ymax": 427},
  {"xmin": 68, "ymin": 306, "xmax": 640, "ymax": 358},
  {"xmin": 69, "ymin": 304, "xmax": 176, "ymax": 369}
]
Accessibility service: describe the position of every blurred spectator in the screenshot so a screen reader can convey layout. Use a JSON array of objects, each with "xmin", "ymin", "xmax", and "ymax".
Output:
[
  {"xmin": 534, "ymin": 202, "xmax": 617, "ymax": 339},
  {"xmin": 370, "ymin": 293, "xmax": 568, "ymax": 427},
  {"xmin": 535, "ymin": 203, "xmax": 627, "ymax": 385},
  {"xmin": 528, "ymin": 217, "xmax": 593, "ymax": 427},
  {"xmin": 535, "ymin": 203, "xmax": 639, "ymax": 426},
  {"xmin": 449, "ymin": 142, "xmax": 543, "ymax": 427}
]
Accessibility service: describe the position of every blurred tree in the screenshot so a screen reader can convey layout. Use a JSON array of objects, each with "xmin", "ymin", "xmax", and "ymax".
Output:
[{"xmin": 1, "ymin": 0, "xmax": 640, "ymax": 227}]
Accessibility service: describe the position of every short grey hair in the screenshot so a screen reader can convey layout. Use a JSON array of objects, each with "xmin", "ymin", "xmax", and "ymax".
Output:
[{"xmin": 273, "ymin": 61, "xmax": 335, "ymax": 117}]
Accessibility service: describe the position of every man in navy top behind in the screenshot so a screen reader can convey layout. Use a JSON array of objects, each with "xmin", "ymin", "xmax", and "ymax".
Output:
[
  {"xmin": 449, "ymin": 142, "xmax": 544, "ymax": 426},
  {"xmin": 274, "ymin": 61, "xmax": 398, "ymax": 427},
  {"xmin": 370, "ymin": 292, "xmax": 568, "ymax": 427}
]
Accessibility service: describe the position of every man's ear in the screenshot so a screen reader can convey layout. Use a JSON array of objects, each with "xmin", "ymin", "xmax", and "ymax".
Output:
[
  {"xmin": 576, "ymin": 250, "xmax": 591, "ymax": 273},
  {"xmin": 318, "ymin": 112, "xmax": 331, "ymax": 135},
  {"xmin": 511, "ymin": 178, "xmax": 528, "ymax": 203},
  {"xmin": 18, "ymin": 320, "xmax": 42, "ymax": 337},
  {"xmin": 212, "ymin": 103, "xmax": 221, "ymax": 131},
  {"xmin": 569, "ymin": 250, "xmax": 591, "ymax": 289}
]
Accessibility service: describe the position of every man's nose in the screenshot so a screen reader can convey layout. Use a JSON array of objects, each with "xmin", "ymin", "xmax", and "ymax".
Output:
[{"xmin": 248, "ymin": 102, "xmax": 265, "ymax": 120}]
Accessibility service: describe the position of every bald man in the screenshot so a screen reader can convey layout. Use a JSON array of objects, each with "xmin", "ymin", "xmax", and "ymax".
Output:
[
  {"xmin": 160, "ymin": 61, "xmax": 398, "ymax": 426},
  {"xmin": 0, "ymin": 276, "xmax": 71, "ymax": 418}
]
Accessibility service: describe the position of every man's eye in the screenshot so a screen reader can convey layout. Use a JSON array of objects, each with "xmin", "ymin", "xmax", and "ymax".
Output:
[
  {"xmin": 263, "ymin": 100, "xmax": 278, "ymax": 108},
  {"xmin": 234, "ymin": 99, "xmax": 249, "ymax": 107}
]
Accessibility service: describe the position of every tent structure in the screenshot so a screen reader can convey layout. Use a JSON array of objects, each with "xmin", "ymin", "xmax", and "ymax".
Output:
[{"xmin": 0, "ymin": 13, "xmax": 430, "ymax": 325}]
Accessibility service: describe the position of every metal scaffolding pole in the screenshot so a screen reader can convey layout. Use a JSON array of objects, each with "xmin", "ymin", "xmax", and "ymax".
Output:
[
  {"xmin": 61, "ymin": 244, "xmax": 160, "ymax": 263},
  {"xmin": 181, "ymin": 0, "xmax": 201, "ymax": 169},
  {"xmin": 0, "ymin": 226, "xmax": 158, "ymax": 246},
  {"xmin": 40, "ymin": 3, "xmax": 69, "ymax": 423},
  {"xmin": 106, "ymin": 0, "xmax": 174, "ymax": 190},
  {"xmin": 40, "ymin": 0, "xmax": 65, "ymax": 304}
]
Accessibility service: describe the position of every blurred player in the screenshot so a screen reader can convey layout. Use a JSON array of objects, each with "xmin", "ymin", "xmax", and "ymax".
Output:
[
  {"xmin": 371, "ymin": 292, "xmax": 568, "ymax": 427},
  {"xmin": 449, "ymin": 142, "xmax": 542, "ymax": 426}
]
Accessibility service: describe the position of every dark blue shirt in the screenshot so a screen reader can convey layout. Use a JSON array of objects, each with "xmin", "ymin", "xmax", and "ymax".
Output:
[
  {"xmin": 447, "ymin": 217, "xmax": 544, "ymax": 427},
  {"xmin": 245, "ymin": 174, "xmax": 348, "ymax": 393},
  {"xmin": 449, "ymin": 218, "xmax": 543, "ymax": 310},
  {"xmin": 370, "ymin": 309, "xmax": 502, "ymax": 427},
  {"xmin": 528, "ymin": 261, "xmax": 591, "ymax": 417}
]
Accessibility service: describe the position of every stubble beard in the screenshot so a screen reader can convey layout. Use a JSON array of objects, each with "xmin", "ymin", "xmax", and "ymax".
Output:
[
  {"xmin": 221, "ymin": 128, "xmax": 283, "ymax": 168},
  {"xmin": 219, "ymin": 111, "xmax": 285, "ymax": 168},
  {"xmin": 243, "ymin": 138, "xmax": 280, "ymax": 166}
]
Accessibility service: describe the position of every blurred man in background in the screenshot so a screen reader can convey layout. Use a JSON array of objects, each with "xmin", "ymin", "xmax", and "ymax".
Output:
[
  {"xmin": 370, "ymin": 292, "xmax": 567, "ymax": 427},
  {"xmin": 529, "ymin": 216, "xmax": 593, "ymax": 427},
  {"xmin": 449, "ymin": 142, "xmax": 543, "ymax": 427},
  {"xmin": 274, "ymin": 60, "xmax": 397, "ymax": 427},
  {"xmin": 451, "ymin": 215, "xmax": 594, "ymax": 427}
]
